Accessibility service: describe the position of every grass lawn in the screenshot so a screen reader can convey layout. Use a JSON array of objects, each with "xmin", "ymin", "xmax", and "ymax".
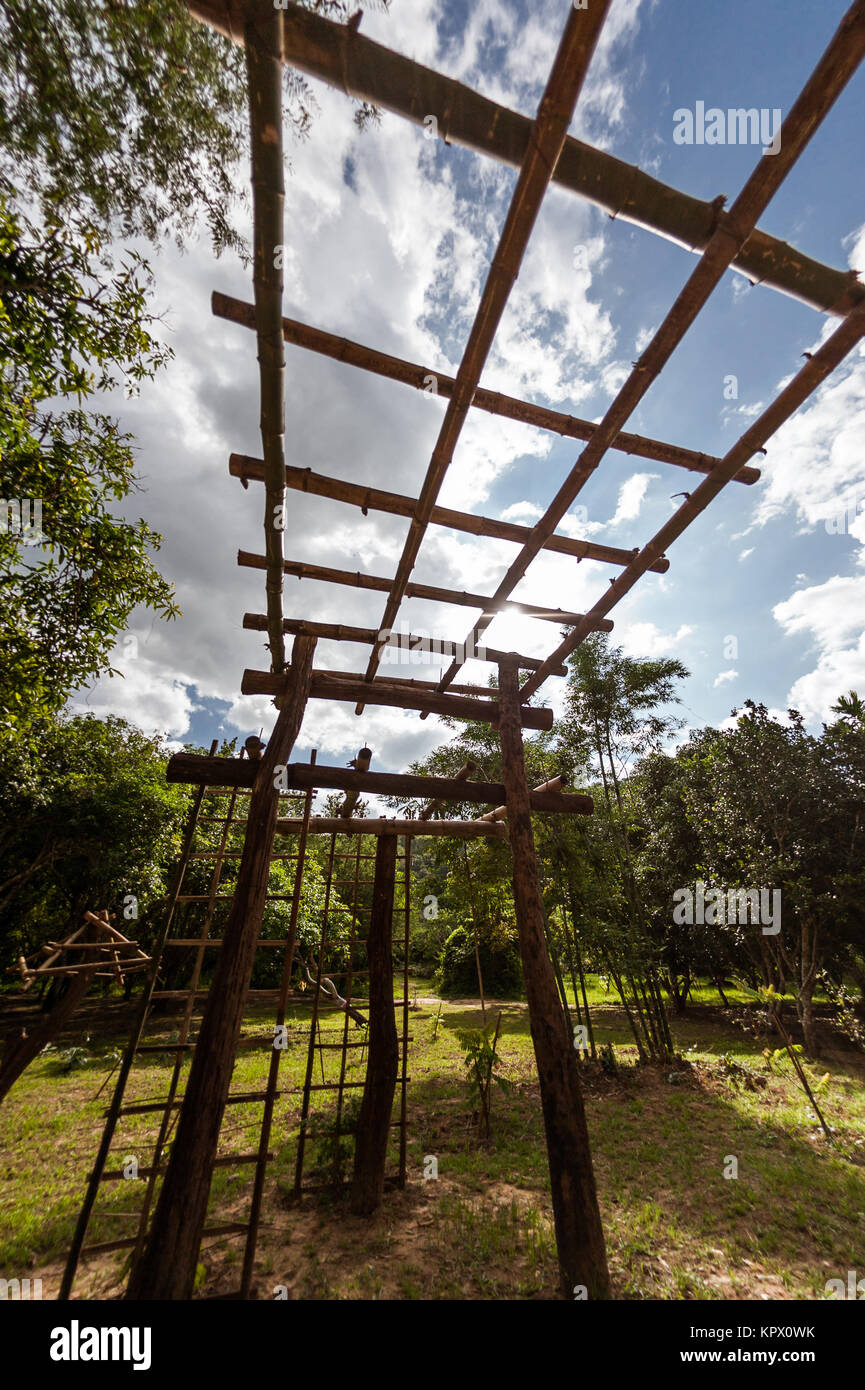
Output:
[{"xmin": 1, "ymin": 976, "xmax": 863, "ymax": 1299}]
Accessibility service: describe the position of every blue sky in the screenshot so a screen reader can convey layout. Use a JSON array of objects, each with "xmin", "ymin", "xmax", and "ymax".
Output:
[{"xmin": 70, "ymin": 0, "xmax": 865, "ymax": 780}]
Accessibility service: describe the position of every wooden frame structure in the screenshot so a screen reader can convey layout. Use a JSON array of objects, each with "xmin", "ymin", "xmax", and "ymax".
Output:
[{"xmin": 63, "ymin": 0, "xmax": 865, "ymax": 1302}]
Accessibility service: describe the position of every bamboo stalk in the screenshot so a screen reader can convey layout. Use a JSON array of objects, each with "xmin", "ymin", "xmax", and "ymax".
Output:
[
  {"xmin": 245, "ymin": 8, "xmax": 287, "ymax": 673},
  {"xmin": 275, "ymin": 816, "xmax": 508, "ymax": 838},
  {"xmin": 230, "ymin": 452, "xmax": 671, "ymax": 569},
  {"xmin": 190, "ymin": 1, "xmax": 863, "ymax": 316},
  {"xmin": 217, "ymin": 303, "xmax": 754, "ymax": 489},
  {"xmin": 243, "ymin": 613, "xmax": 567, "ymax": 675},
  {"xmin": 238, "ymin": 548, "xmax": 614, "ymax": 627}
]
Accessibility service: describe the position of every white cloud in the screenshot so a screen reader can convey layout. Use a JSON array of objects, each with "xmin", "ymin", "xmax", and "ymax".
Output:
[
  {"xmin": 739, "ymin": 547, "xmax": 754, "ymax": 561},
  {"xmin": 68, "ymin": 638, "xmax": 200, "ymax": 741},
  {"xmin": 713, "ymin": 669, "xmax": 738, "ymax": 687},
  {"xmin": 500, "ymin": 500, "xmax": 543, "ymax": 522},
  {"xmin": 619, "ymin": 621, "xmax": 693, "ymax": 657}
]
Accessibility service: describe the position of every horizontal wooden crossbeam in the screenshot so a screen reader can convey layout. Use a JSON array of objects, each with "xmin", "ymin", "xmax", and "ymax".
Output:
[
  {"xmin": 241, "ymin": 666, "xmax": 554, "ymax": 729},
  {"xmin": 522, "ymin": 296, "xmax": 865, "ymax": 698},
  {"xmin": 242, "ymin": 613, "xmax": 568, "ymax": 676},
  {"xmin": 165, "ymin": 754, "xmax": 593, "ymax": 814},
  {"xmin": 238, "ymin": 550, "xmax": 613, "ymax": 629},
  {"xmin": 275, "ymin": 815, "xmax": 507, "ymax": 838},
  {"xmin": 217, "ymin": 296, "xmax": 756, "ymax": 488},
  {"xmin": 192, "ymin": 1, "xmax": 863, "ymax": 317},
  {"xmin": 230, "ymin": 453, "xmax": 671, "ymax": 571}
]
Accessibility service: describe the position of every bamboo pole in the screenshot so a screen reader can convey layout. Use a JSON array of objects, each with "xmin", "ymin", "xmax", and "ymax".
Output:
[
  {"xmin": 447, "ymin": 1, "xmax": 865, "ymax": 699},
  {"xmin": 276, "ymin": 816, "xmax": 508, "ymax": 838},
  {"xmin": 243, "ymin": 613, "xmax": 567, "ymax": 675},
  {"xmin": 478, "ymin": 774, "xmax": 569, "ymax": 822},
  {"xmin": 218, "ymin": 304, "xmax": 757, "ymax": 488},
  {"xmin": 245, "ymin": 7, "xmax": 287, "ymax": 674},
  {"xmin": 355, "ymin": 0, "xmax": 612, "ymax": 707},
  {"xmin": 238, "ymin": 548, "xmax": 614, "ymax": 626},
  {"xmin": 242, "ymin": 666, "xmax": 555, "ymax": 731},
  {"xmin": 229, "ymin": 451, "xmax": 672, "ymax": 568},
  {"xmin": 190, "ymin": 2, "xmax": 863, "ymax": 317}
]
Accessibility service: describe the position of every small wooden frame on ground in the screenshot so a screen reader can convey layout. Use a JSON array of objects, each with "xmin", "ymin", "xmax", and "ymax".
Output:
[{"xmin": 0, "ymin": 911, "xmax": 150, "ymax": 1104}]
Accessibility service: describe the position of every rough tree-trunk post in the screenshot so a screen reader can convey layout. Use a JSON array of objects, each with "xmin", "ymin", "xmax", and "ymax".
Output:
[
  {"xmin": 126, "ymin": 635, "xmax": 315, "ymax": 1300},
  {"xmin": 497, "ymin": 658, "xmax": 610, "ymax": 1298},
  {"xmin": 351, "ymin": 832, "xmax": 399, "ymax": 1216}
]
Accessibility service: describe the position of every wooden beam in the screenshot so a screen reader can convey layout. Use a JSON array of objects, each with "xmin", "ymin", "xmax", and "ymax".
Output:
[
  {"xmin": 166, "ymin": 753, "xmax": 593, "ymax": 813},
  {"xmin": 275, "ymin": 816, "xmax": 507, "ymax": 838},
  {"xmin": 126, "ymin": 634, "xmax": 316, "ymax": 1300},
  {"xmin": 243, "ymin": 613, "xmax": 568, "ymax": 676},
  {"xmin": 439, "ymin": 0, "xmax": 865, "ymax": 697},
  {"xmin": 245, "ymin": 8, "xmax": 287, "ymax": 672},
  {"xmin": 355, "ymin": 1, "xmax": 612, "ymax": 703},
  {"xmin": 497, "ymin": 659, "xmax": 610, "ymax": 1297},
  {"xmin": 242, "ymin": 666, "xmax": 554, "ymax": 730},
  {"xmin": 218, "ymin": 302, "xmax": 757, "ymax": 488},
  {"xmin": 190, "ymin": 1, "xmax": 863, "ymax": 317},
  {"xmin": 351, "ymin": 833, "xmax": 399, "ymax": 1215},
  {"xmin": 522, "ymin": 294, "xmax": 865, "ymax": 699},
  {"xmin": 230, "ymin": 453, "xmax": 671, "ymax": 570},
  {"xmin": 238, "ymin": 550, "xmax": 613, "ymax": 629}
]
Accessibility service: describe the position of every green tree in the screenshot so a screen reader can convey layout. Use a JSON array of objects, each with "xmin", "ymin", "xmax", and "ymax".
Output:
[
  {"xmin": 0, "ymin": 713, "xmax": 190, "ymax": 970},
  {"xmin": 0, "ymin": 201, "xmax": 179, "ymax": 729},
  {"xmin": 676, "ymin": 702, "xmax": 865, "ymax": 1056},
  {"xmin": 0, "ymin": 0, "xmax": 385, "ymax": 254}
]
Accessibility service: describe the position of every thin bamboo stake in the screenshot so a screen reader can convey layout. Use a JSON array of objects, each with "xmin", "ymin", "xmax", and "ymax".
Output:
[
  {"xmin": 238, "ymin": 548, "xmax": 613, "ymax": 626},
  {"xmin": 217, "ymin": 306, "xmax": 757, "ymax": 488},
  {"xmin": 243, "ymin": 612, "xmax": 566, "ymax": 675}
]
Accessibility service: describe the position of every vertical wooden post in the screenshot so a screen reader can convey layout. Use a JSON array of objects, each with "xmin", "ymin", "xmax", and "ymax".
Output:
[
  {"xmin": 351, "ymin": 832, "xmax": 399, "ymax": 1216},
  {"xmin": 497, "ymin": 659, "xmax": 610, "ymax": 1298},
  {"xmin": 126, "ymin": 636, "xmax": 315, "ymax": 1300},
  {"xmin": 245, "ymin": 7, "xmax": 287, "ymax": 674}
]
